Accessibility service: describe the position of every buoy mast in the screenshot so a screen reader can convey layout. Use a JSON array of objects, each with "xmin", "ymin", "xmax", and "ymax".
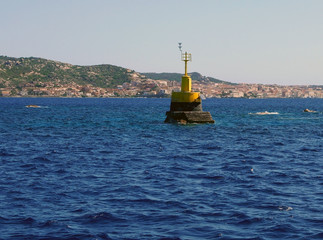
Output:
[{"xmin": 181, "ymin": 51, "xmax": 191, "ymax": 92}]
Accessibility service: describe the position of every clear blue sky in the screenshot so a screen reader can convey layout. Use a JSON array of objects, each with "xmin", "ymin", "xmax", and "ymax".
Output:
[{"xmin": 1, "ymin": 0, "xmax": 323, "ymax": 85}]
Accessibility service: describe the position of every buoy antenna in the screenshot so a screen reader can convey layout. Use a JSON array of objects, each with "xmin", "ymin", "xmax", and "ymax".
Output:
[
  {"xmin": 177, "ymin": 43, "xmax": 191, "ymax": 75},
  {"xmin": 178, "ymin": 42, "xmax": 182, "ymax": 53}
]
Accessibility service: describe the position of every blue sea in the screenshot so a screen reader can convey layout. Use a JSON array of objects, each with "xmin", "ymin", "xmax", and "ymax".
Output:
[{"xmin": 0, "ymin": 97, "xmax": 322, "ymax": 240}]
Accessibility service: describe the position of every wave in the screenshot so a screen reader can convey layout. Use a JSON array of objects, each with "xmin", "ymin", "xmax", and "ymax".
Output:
[
  {"xmin": 76, "ymin": 212, "xmax": 125, "ymax": 224},
  {"xmin": 307, "ymin": 232, "xmax": 323, "ymax": 239},
  {"xmin": 32, "ymin": 156, "xmax": 52, "ymax": 163},
  {"xmin": 0, "ymin": 149, "xmax": 16, "ymax": 157},
  {"xmin": 6, "ymin": 233, "xmax": 111, "ymax": 240}
]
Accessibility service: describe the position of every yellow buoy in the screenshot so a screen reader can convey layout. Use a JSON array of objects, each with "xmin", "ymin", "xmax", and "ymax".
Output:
[{"xmin": 165, "ymin": 44, "xmax": 214, "ymax": 124}]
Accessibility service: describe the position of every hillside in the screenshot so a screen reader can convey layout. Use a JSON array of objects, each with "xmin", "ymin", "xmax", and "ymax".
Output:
[
  {"xmin": 142, "ymin": 72, "xmax": 234, "ymax": 85},
  {"xmin": 2, "ymin": 55, "xmax": 320, "ymax": 98},
  {"xmin": 0, "ymin": 56, "xmax": 134, "ymax": 88}
]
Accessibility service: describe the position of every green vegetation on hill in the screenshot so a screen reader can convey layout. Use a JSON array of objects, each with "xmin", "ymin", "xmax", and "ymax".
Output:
[
  {"xmin": 142, "ymin": 72, "xmax": 234, "ymax": 85},
  {"xmin": 0, "ymin": 56, "xmax": 133, "ymax": 88},
  {"xmin": 142, "ymin": 72, "xmax": 182, "ymax": 82}
]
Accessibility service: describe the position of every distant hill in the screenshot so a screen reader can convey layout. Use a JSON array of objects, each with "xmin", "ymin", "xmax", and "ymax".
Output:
[
  {"xmin": 0, "ymin": 56, "xmax": 134, "ymax": 88},
  {"xmin": 142, "ymin": 72, "xmax": 234, "ymax": 85},
  {"xmin": 0, "ymin": 55, "xmax": 234, "ymax": 94},
  {"xmin": 1, "ymin": 56, "xmax": 321, "ymax": 98}
]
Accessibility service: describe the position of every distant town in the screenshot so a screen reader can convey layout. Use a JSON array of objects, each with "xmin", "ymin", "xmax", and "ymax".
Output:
[
  {"xmin": 0, "ymin": 56, "xmax": 322, "ymax": 98},
  {"xmin": 1, "ymin": 70, "xmax": 322, "ymax": 98}
]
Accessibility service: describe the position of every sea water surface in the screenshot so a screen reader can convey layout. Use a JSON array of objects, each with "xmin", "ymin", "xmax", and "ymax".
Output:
[{"xmin": 0, "ymin": 98, "xmax": 322, "ymax": 240}]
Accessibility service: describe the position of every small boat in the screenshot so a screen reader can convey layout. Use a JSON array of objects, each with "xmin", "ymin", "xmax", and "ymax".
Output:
[
  {"xmin": 303, "ymin": 109, "xmax": 317, "ymax": 113},
  {"xmin": 26, "ymin": 105, "xmax": 40, "ymax": 108},
  {"xmin": 250, "ymin": 111, "xmax": 279, "ymax": 115},
  {"xmin": 256, "ymin": 111, "xmax": 279, "ymax": 115}
]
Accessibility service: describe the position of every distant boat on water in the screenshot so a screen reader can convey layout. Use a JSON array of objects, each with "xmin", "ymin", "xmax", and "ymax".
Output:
[
  {"xmin": 250, "ymin": 111, "xmax": 279, "ymax": 115},
  {"xmin": 303, "ymin": 109, "xmax": 317, "ymax": 113},
  {"xmin": 26, "ymin": 105, "xmax": 40, "ymax": 108}
]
